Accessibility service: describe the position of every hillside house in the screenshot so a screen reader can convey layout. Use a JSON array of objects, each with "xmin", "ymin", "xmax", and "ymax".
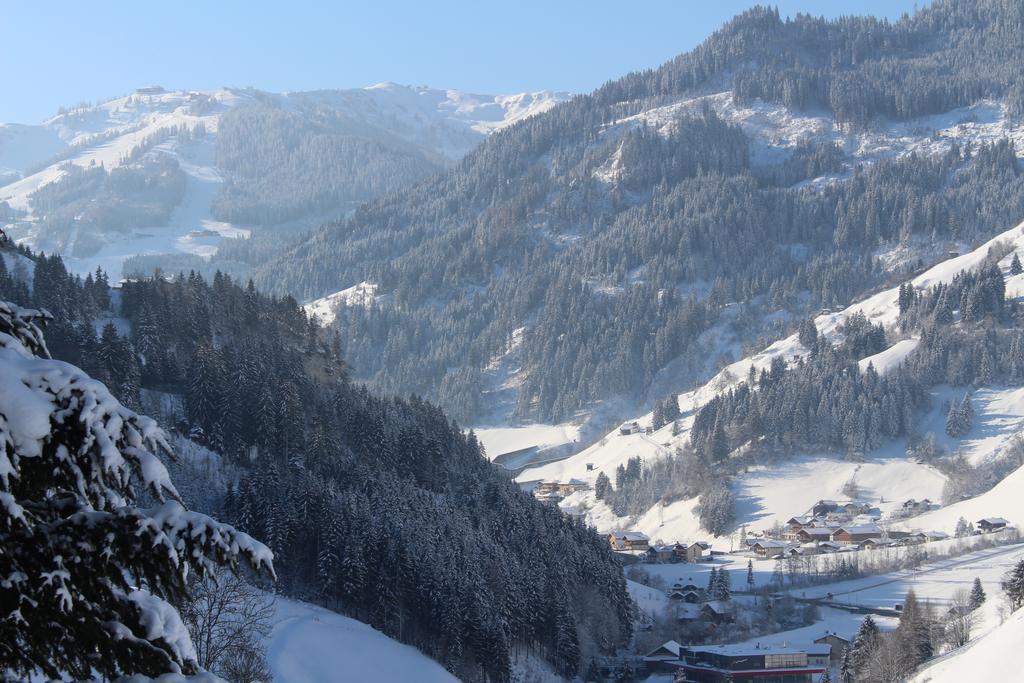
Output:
[
  {"xmin": 858, "ymin": 538, "xmax": 890, "ymax": 550},
  {"xmin": 646, "ymin": 544, "xmax": 676, "ymax": 563},
  {"xmin": 750, "ymin": 539, "xmax": 789, "ymax": 557},
  {"xmin": 796, "ymin": 527, "xmax": 835, "ymax": 544},
  {"xmin": 700, "ymin": 600, "xmax": 734, "ymax": 624},
  {"xmin": 814, "ymin": 541, "xmax": 843, "ymax": 554},
  {"xmin": 669, "ymin": 589, "xmax": 704, "ymax": 603},
  {"xmin": 677, "ymin": 542, "xmax": 709, "ymax": 563},
  {"xmin": 643, "ymin": 640, "xmax": 683, "ymax": 673},
  {"xmin": 978, "ymin": 517, "xmax": 1009, "ymax": 533},
  {"xmin": 670, "ymin": 581, "xmax": 701, "ymax": 592},
  {"xmin": 832, "ymin": 525, "xmax": 883, "ymax": 544},
  {"xmin": 608, "ymin": 530, "xmax": 649, "ymax": 551},
  {"xmin": 678, "ymin": 644, "xmax": 825, "ymax": 683},
  {"xmin": 619, "ymin": 421, "xmax": 642, "ymax": 435},
  {"xmin": 534, "ymin": 491, "xmax": 564, "ymax": 506},
  {"xmin": 924, "ymin": 530, "xmax": 950, "ymax": 542},
  {"xmin": 814, "ymin": 632, "xmax": 851, "ymax": 664},
  {"xmin": 535, "ymin": 481, "xmax": 561, "ymax": 495},
  {"xmin": 557, "ymin": 479, "xmax": 589, "ymax": 495},
  {"xmin": 899, "ymin": 532, "xmax": 928, "ymax": 545},
  {"xmin": 811, "ymin": 500, "xmax": 840, "ymax": 516},
  {"xmin": 901, "ymin": 498, "xmax": 935, "ymax": 515}
]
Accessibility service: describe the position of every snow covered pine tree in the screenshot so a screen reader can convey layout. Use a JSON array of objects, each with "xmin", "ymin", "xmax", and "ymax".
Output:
[{"xmin": 0, "ymin": 301, "xmax": 274, "ymax": 681}]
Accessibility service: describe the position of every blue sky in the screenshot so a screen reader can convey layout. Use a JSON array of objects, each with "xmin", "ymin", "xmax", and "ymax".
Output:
[{"xmin": 2, "ymin": 1, "xmax": 924, "ymax": 124}]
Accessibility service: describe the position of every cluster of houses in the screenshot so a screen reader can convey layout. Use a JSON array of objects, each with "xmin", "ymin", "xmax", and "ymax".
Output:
[
  {"xmin": 666, "ymin": 580, "xmax": 733, "ymax": 625},
  {"xmin": 891, "ymin": 497, "xmax": 939, "ymax": 518},
  {"xmin": 644, "ymin": 541, "xmax": 711, "ymax": 564},
  {"xmin": 531, "ymin": 479, "xmax": 588, "ymax": 505},
  {"xmin": 605, "ymin": 532, "xmax": 715, "ymax": 563},
  {"xmin": 748, "ymin": 522, "xmax": 951, "ymax": 559}
]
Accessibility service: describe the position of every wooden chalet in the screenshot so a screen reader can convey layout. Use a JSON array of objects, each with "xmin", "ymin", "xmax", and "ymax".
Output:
[
  {"xmin": 796, "ymin": 527, "xmax": 834, "ymax": 544},
  {"xmin": 642, "ymin": 640, "xmax": 683, "ymax": 673},
  {"xmin": 750, "ymin": 539, "xmax": 789, "ymax": 557},
  {"xmin": 608, "ymin": 530, "xmax": 649, "ymax": 551},
  {"xmin": 978, "ymin": 517, "xmax": 1009, "ymax": 533},
  {"xmin": 832, "ymin": 524, "xmax": 883, "ymax": 544}
]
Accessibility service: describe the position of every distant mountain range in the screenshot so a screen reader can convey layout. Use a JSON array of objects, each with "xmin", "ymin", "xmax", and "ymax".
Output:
[{"xmin": 0, "ymin": 83, "xmax": 569, "ymax": 276}]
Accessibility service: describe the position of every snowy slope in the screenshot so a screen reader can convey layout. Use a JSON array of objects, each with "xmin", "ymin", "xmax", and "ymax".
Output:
[
  {"xmin": 1, "ymin": 84, "xmax": 569, "ymax": 277},
  {"xmin": 301, "ymin": 282, "xmax": 379, "ymax": 325},
  {"xmin": 912, "ymin": 603, "xmax": 1024, "ymax": 682},
  {"xmin": 896, "ymin": 464, "xmax": 1024, "ymax": 534},
  {"xmin": 608, "ymin": 94, "xmax": 1024, "ymax": 182},
  {"xmin": 267, "ymin": 596, "xmax": 457, "ymax": 683},
  {"xmin": 519, "ymin": 221, "xmax": 1024, "ymax": 542}
]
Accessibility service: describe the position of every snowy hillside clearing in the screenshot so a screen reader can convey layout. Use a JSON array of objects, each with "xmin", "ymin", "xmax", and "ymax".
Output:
[
  {"xmin": 267, "ymin": 596, "xmax": 457, "ymax": 683},
  {"xmin": 301, "ymin": 282, "xmax": 379, "ymax": 326},
  {"xmin": 608, "ymin": 93, "xmax": 1024, "ymax": 180}
]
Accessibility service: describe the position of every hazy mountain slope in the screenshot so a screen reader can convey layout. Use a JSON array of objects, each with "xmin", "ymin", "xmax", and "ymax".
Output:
[
  {"xmin": 252, "ymin": 0, "xmax": 1024, "ymax": 426},
  {"xmin": 519, "ymin": 221, "xmax": 1024, "ymax": 542},
  {"xmin": 0, "ymin": 84, "xmax": 567, "ymax": 278}
]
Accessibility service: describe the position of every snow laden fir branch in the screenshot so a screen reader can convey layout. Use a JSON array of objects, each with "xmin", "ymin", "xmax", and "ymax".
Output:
[{"xmin": 0, "ymin": 300, "xmax": 274, "ymax": 681}]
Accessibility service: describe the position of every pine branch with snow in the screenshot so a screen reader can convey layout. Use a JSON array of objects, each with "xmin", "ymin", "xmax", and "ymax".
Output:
[{"xmin": 0, "ymin": 300, "xmax": 274, "ymax": 680}]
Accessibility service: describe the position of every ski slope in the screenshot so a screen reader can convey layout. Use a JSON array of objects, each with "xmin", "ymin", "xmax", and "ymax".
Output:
[
  {"xmin": 519, "ymin": 220, "xmax": 1024, "ymax": 542},
  {"xmin": 267, "ymin": 597, "xmax": 457, "ymax": 683}
]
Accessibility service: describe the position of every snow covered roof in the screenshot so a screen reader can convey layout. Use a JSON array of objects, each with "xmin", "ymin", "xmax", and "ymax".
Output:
[
  {"xmin": 834, "ymin": 524, "xmax": 882, "ymax": 535},
  {"xmin": 645, "ymin": 640, "xmax": 682, "ymax": 658},
  {"xmin": 676, "ymin": 603, "xmax": 703, "ymax": 620},
  {"xmin": 702, "ymin": 600, "xmax": 732, "ymax": 614},
  {"xmin": 609, "ymin": 530, "xmax": 649, "ymax": 541},
  {"xmin": 752, "ymin": 539, "xmax": 789, "ymax": 548},
  {"xmin": 978, "ymin": 517, "xmax": 1009, "ymax": 525}
]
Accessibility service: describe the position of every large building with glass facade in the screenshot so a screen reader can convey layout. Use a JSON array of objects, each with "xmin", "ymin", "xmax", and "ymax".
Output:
[{"xmin": 677, "ymin": 644, "xmax": 827, "ymax": 682}]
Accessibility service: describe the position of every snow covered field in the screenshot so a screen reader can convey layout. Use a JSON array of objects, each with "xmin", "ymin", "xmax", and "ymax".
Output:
[{"xmin": 267, "ymin": 597, "xmax": 457, "ymax": 683}]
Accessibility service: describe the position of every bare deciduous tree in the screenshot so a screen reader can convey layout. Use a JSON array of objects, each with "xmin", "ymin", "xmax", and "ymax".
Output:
[
  {"xmin": 945, "ymin": 588, "xmax": 974, "ymax": 649},
  {"xmin": 178, "ymin": 569, "xmax": 275, "ymax": 681}
]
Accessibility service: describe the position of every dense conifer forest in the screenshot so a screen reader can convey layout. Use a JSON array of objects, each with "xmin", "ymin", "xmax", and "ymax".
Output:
[
  {"xmin": 238, "ymin": 0, "xmax": 1024, "ymax": 423},
  {"xmin": 0, "ymin": 247, "xmax": 632, "ymax": 681}
]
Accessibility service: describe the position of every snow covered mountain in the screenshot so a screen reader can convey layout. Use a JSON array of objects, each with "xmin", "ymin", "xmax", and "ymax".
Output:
[
  {"xmin": 0, "ymin": 84, "xmax": 569, "ymax": 277},
  {"xmin": 517, "ymin": 220, "xmax": 1024, "ymax": 545}
]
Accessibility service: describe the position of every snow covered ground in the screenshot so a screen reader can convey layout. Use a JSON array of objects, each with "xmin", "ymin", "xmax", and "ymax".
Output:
[
  {"xmin": 912, "ymin": 602, "xmax": 1024, "ymax": 682},
  {"xmin": 266, "ymin": 596, "xmax": 457, "ymax": 683},
  {"xmin": 301, "ymin": 282, "xmax": 379, "ymax": 326},
  {"xmin": 475, "ymin": 422, "xmax": 582, "ymax": 460}
]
